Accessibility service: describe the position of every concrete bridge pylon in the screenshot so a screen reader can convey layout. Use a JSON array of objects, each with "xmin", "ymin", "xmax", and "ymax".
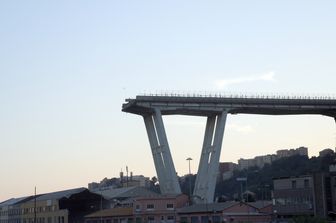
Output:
[
  {"xmin": 143, "ymin": 109, "xmax": 181, "ymax": 195},
  {"xmin": 193, "ymin": 111, "xmax": 227, "ymax": 203}
]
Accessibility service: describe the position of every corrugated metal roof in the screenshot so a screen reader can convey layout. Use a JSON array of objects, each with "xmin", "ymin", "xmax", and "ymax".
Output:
[
  {"xmin": 0, "ymin": 196, "xmax": 32, "ymax": 207},
  {"xmin": 94, "ymin": 187, "xmax": 159, "ymax": 200},
  {"xmin": 36, "ymin": 188, "xmax": 86, "ymax": 201}
]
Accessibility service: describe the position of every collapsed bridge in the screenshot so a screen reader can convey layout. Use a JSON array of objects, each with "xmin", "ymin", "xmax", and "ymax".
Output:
[{"xmin": 122, "ymin": 93, "xmax": 336, "ymax": 203}]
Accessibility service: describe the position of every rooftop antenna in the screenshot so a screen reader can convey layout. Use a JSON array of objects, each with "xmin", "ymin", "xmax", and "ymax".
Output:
[{"xmin": 126, "ymin": 166, "xmax": 129, "ymax": 187}]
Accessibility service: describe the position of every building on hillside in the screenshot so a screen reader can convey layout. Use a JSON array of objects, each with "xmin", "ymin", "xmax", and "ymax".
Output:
[
  {"xmin": 218, "ymin": 162, "xmax": 238, "ymax": 181},
  {"xmin": 88, "ymin": 175, "xmax": 151, "ymax": 191},
  {"xmin": 238, "ymin": 155, "xmax": 276, "ymax": 170},
  {"xmin": 238, "ymin": 155, "xmax": 278, "ymax": 170},
  {"xmin": 177, "ymin": 201, "xmax": 272, "ymax": 223},
  {"xmin": 238, "ymin": 158, "xmax": 255, "ymax": 170},
  {"xmin": 254, "ymin": 155, "xmax": 276, "ymax": 168},
  {"xmin": 238, "ymin": 146, "xmax": 308, "ymax": 170},
  {"xmin": 276, "ymin": 146, "xmax": 308, "ymax": 159},
  {"xmin": 88, "ymin": 178, "xmax": 121, "ymax": 191},
  {"xmin": 319, "ymin": 148, "xmax": 334, "ymax": 157},
  {"xmin": 121, "ymin": 175, "xmax": 150, "ymax": 188}
]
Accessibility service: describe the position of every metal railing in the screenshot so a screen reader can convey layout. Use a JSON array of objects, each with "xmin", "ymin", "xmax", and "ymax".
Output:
[{"xmin": 139, "ymin": 91, "xmax": 336, "ymax": 101}]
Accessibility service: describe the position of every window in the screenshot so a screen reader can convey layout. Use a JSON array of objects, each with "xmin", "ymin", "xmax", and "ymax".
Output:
[
  {"xmin": 191, "ymin": 216, "xmax": 199, "ymax": 223},
  {"xmin": 147, "ymin": 217, "xmax": 154, "ymax": 223},
  {"xmin": 201, "ymin": 216, "xmax": 209, "ymax": 223},
  {"xmin": 292, "ymin": 180, "xmax": 296, "ymax": 189},
  {"xmin": 180, "ymin": 217, "xmax": 188, "ymax": 223},
  {"xmin": 166, "ymin": 204, "xmax": 174, "ymax": 209},
  {"xmin": 212, "ymin": 216, "xmax": 220, "ymax": 223},
  {"xmin": 167, "ymin": 216, "xmax": 174, "ymax": 223},
  {"xmin": 146, "ymin": 204, "xmax": 154, "ymax": 210},
  {"xmin": 135, "ymin": 205, "xmax": 140, "ymax": 211},
  {"xmin": 304, "ymin": 179, "xmax": 309, "ymax": 188}
]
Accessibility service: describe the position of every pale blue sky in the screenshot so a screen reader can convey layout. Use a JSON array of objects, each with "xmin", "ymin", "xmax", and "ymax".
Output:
[{"xmin": 1, "ymin": 1, "xmax": 336, "ymax": 201}]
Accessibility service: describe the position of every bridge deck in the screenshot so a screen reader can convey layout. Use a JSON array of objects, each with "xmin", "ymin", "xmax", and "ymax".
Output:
[{"xmin": 122, "ymin": 95, "xmax": 336, "ymax": 117}]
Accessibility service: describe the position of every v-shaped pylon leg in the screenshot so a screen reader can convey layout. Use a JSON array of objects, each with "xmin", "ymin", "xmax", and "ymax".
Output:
[
  {"xmin": 193, "ymin": 111, "xmax": 227, "ymax": 203},
  {"xmin": 143, "ymin": 109, "xmax": 181, "ymax": 195}
]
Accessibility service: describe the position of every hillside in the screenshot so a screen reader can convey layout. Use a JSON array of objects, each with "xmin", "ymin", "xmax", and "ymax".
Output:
[{"xmin": 214, "ymin": 154, "xmax": 336, "ymax": 201}]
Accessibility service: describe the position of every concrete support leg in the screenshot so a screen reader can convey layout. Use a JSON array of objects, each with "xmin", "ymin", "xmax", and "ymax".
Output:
[
  {"xmin": 144, "ymin": 115, "xmax": 167, "ymax": 191},
  {"xmin": 193, "ymin": 111, "xmax": 227, "ymax": 203},
  {"xmin": 143, "ymin": 109, "xmax": 181, "ymax": 195}
]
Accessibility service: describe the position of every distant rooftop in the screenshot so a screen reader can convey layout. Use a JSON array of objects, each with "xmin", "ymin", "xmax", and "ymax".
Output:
[
  {"xmin": 0, "ymin": 196, "xmax": 33, "ymax": 207},
  {"xmin": 0, "ymin": 188, "xmax": 89, "ymax": 205},
  {"xmin": 92, "ymin": 186, "xmax": 159, "ymax": 200},
  {"xmin": 85, "ymin": 207, "xmax": 133, "ymax": 218},
  {"xmin": 35, "ymin": 188, "xmax": 86, "ymax": 201},
  {"xmin": 177, "ymin": 201, "xmax": 270, "ymax": 214}
]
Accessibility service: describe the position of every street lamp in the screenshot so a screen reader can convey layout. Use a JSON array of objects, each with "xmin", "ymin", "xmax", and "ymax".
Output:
[
  {"xmin": 186, "ymin": 157, "xmax": 193, "ymax": 200},
  {"xmin": 186, "ymin": 157, "xmax": 192, "ymax": 175}
]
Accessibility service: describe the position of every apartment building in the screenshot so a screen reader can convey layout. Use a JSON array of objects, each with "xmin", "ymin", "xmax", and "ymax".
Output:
[
  {"xmin": 273, "ymin": 176, "xmax": 314, "ymax": 217},
  {"xmin": 133, "ymin": 194, "xmax": 188, "ymax": 223},
  {"xmin": 319, "ymin": 148, "xmax": 334, "ymax": 157},
  {"xmin": 276, "ymin": 146, "xmax": 308, "ymax": 159},
  {"xmin": 273, "ymin": 169, "xmax": 336, "ymax": 219},
  {"xmin": 239, "ymin": 147, "xmax": 308, "ymax": 170}
]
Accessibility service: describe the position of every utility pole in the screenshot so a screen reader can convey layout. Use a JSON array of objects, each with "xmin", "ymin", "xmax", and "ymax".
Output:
[{"xmin": 334, "ymin": 118, "xmax": 336, "ymax": 153}]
